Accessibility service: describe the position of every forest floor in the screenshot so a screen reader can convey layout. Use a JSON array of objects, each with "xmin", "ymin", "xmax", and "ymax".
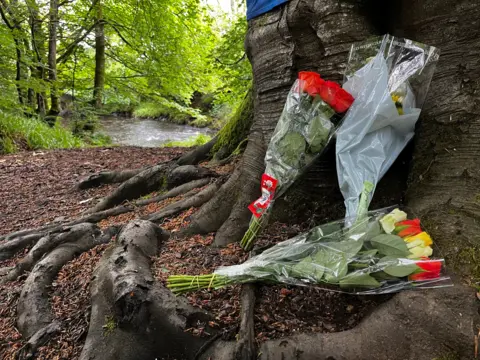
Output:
[{"xmin": 0, "ymin": 147, "xmax": 388, "ymax": 359}]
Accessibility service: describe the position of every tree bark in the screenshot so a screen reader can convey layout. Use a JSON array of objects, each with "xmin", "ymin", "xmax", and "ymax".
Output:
[
  {"xmin": 48, "ymin": 0, "xmax": 59, "ymax": 117},
  {"xmin": 93, "ymin": 0, "xmax": 105, "ymax": 109},
  {"xmin": 27, "ymin": 0, "xmax": 47, "ymax": 118},
  {"xmin": 399, "ymin": 0, "xmax": 480, "ymax": 279},
  {"xmin": 193, "ymin": 0, "xmax": 375, "ymax": 246}
]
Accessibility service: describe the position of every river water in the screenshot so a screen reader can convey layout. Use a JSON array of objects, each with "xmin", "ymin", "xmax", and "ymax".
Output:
[{"xmin": 98, "ymin": 116, "xmax": 213, "ymax": 147}]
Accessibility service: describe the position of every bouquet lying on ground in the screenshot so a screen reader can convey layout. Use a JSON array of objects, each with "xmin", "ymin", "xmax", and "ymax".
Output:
[
  {"xmin": 168, "ymin": 208, "xmax": 451, "ymax": 295},
  {"xmin": 240, "ymin": 71, "xmax": 354, "ymax": 250},
  {"xmin": 336, "ymin": 34, "xmax": 440, "ymax": 224}
]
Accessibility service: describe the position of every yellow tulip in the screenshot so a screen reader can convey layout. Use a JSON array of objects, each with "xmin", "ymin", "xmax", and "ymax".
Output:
[
  {"xmin": 404, "ymin": 231, "xmax": 433, "ymax": 247},
  {"xmin": 406, "ymin": 239, "xmax": 433, "ymax": 259}
]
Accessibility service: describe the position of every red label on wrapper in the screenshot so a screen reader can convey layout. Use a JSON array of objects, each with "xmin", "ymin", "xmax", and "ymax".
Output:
[{"xmin": 248, "ymin": 174, "xmax": 278, "ymax": 218}]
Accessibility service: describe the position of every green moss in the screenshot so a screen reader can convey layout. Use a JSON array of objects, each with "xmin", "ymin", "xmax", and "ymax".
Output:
[
  {"xmin": 211, "ymin": 86, "xmax": 253, "ymax": 158},
  {"xmin": 454, "ymin": 246, "xmax": 480, "ymax": 281},
  {"xmin": 433, "ymin": 352, "xmax": 459, "ymax": 360},
  {"xmin": 102, "ymin": 316, "xmax": 116, "ymax": 335},
  {"xmin": 163, "ymin": 133, "xmax": 211, "ymax": 148},
  {"xmin": 133, "ymin": 99, "xmax": 213, "ymax": 128}
]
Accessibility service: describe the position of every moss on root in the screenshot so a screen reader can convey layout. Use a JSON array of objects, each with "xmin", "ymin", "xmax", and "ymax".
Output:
[
  {"xmin": 420, "ymin": 206, "xmax": 480, "ymax": 283},
  {"xmin": 211, "ymin": 86, "xmax": 254, "ymax": 159}
]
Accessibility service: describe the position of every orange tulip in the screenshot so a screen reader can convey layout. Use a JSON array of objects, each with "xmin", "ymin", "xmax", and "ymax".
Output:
[{"xmin": 394, "ymin": 218, "xmax": 422, "ymax": 238}]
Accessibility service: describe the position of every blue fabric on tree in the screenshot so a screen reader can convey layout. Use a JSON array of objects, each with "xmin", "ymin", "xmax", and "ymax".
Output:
[{"xmin": 246, "ymin": 0, "xmax": 288, "ymax": 20}]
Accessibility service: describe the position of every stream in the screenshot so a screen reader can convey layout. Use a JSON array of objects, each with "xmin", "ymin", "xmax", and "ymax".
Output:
[{"xmin": 98, "ymin": 116, "xmax": 213, "ymax": 147}]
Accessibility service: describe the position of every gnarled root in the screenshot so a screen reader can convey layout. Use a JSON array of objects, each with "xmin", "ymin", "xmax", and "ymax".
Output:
[{"xmin": 79, "ymin": 220, "xmax": 211, "ymax": 360}]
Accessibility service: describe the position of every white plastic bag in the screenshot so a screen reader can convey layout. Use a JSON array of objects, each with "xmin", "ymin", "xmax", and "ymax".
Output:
[{"xmin": 336, "ymin": 35, "xmax": 440, "ymax": 224}]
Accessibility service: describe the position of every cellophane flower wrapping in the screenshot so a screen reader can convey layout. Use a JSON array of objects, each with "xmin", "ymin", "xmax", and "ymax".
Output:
[
  {"xmin": 241, "ymin": 72, "xmax": 353, "ymax": 249},
  {"xmin": 215, "ymin": 208, "xmax": 451, "ymax": 294},
  {"xmin": 336, "ymin": 35, "xmax": 440, "ymax": 225}
]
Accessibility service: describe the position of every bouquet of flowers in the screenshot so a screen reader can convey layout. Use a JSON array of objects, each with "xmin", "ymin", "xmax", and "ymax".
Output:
[
  {"xmin": 336, "ymin": 34, "xmax": 440, "ymax": 224},
  {"xmin": 240, "ymin": 71, "xmax": 354, "ymax": 250},
  {"xmin": 167, "ymin": 208, "xmax": 451, "ymax": 294}
]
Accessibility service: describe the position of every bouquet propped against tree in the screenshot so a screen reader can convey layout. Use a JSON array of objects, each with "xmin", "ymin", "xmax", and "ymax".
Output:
[
  {"xmin": 336, "ymin": 34, "xmax": 440, "ymax": 224},
  {"xmin": 240, "ymin": 71, "xmax": 354, "ymax": 250},
  {"xmin": 168, "ymin": 208, "xmax": 451, "ymax": 295}
]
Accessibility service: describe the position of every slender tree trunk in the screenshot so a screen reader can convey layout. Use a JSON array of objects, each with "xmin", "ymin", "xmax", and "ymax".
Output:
[
  {"xmin": 93, "ymin": 0, "xmax": 105, "ymax": 109},
  {"xmin": 47, "ymin": 0, "xmax": 59, "ymax": 118},
  {"xmin": 28, "ymin": 0, "xmax": 47, "ymax": 117},
  {"xmin": 14, "ymin": 39, "xmax": 24, "ymax": 105},
  {"xmin": 0, "ymin": 0, "xmax": 26, "ymax": 106}
]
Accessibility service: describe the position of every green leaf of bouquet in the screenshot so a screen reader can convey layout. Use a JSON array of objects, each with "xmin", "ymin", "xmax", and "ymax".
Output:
[
  {"xmin": 306, "ymin": 222, "xmax": 343, "ymax": 243},
  {"xmin": 339, "ymin": 273, "xmax": 381, "ymax": 288},
  {"xmin": 305, "ymin": 115, "xmax": 332, "ymax": 153},
  {"xmin": 383, "ymin": 263, "xmax": 420, "ymax": 277},
  {"xmin": 323, "ymin": 257, "xmax": 348, "ymax": 283},
  {"xmin": 359, "ymin": 221, "xmax": 382, "ymax": 241},
  {"xmin": 323, "ymin": 239, "xmax": 364, "ymax": 258},
  {"xmin": 276, "ymin": 132, "xmax": 307, "ymax": 168},
  {"xmin": 370, "ymin": 234, "xmax": 410, "ymax": 257},
  {"xmin": 290, "ymin": 256, "xmax": 324, "ymax": 282}
]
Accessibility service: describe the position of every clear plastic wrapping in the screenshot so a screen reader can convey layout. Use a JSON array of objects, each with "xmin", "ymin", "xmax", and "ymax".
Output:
[
  {"xmin": 242, "ymin": 72, "xmax": 353, "ymax": 249},
  {"xmin": 215, "ymin": 208, "xmax": 451, "ymax": 294},
  {"xmin": 336, "ymin": 35, "xmax": 440, "ymax": 224}
]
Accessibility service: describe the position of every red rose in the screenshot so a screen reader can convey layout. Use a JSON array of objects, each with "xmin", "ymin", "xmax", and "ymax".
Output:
[
  {"xmin": 319, "ymin": 81, "xmax": 354, "ymax": 113},
  {"xmin": 409, "ymin": 259, "xmax": 443, "ymax": 281},
  {"xmin": 297, "ymin": 72, "xmax": 354, "ymax": 113},
  {"xmin": 298, "ymin": 71, "xmax": 324, "ymax": 96}
]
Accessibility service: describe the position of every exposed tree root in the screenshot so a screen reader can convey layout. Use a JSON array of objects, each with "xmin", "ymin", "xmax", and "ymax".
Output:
[
  {"xmin": 146, "ymin": 182, "xmax": 220, "ymax": 223},
  {"xmin": 88, "ymin": 164, "xmax": 216, "ymax": 214},
  {"xmin": 204, "ymin": 282, "xmax": 477, "ymax": 360},
  {"xmin": 0, "ymin": 234, "xmax": 43, "ymax": 261},
  {"xmin": 87, "ymin": 163, "xmax": 171, "ymax": 213},
  {"xmin": 199, "ymin": 131, "xmax": 265, "ymax": 247},
  {"xmin": 182, "ymin": 167, "xmax": 242, "ymax": 236},
  {"xmin": 0, "ymin": 179, "xmax": 211, "ymax": 250},
  {"xmin": 233, "ymin": 284, "xmax": 256, "ymax": 360},
  {"xmin": 76, "ymin": 168, "xmax": 146, "ymax": 190},
  {"xmin": 3, "ymin": 226, "xmax": 119, "ymax": 283},
  {"xmin": 15, "ymin": 321, "xmax": 61, "ymax": 360},
  {"xmin": 166, "ymin": 165, "xmax": 217, "ymax": 189},
  {"xmin": 16, "ymin": 223, "xmax": 111, "ymax": 339},
  {"xmin": 80, "ymin": 220, "xmax": 210, "ymax": 360},
  {"xmin": 176, "ymin": 136, "xmax": 218, "ymax": 166}
]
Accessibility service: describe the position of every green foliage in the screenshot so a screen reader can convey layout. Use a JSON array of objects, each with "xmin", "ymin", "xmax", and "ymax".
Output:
[
  {"xmin": 0, "ymin": 111, "xmax": 83, "ymax": 154},
  {"xmin": 211, "ymin": 15, "xmax": 252, "ymax": 112},
  {"xmin": 133, "ymin": 100, "xmax": 211, "ymax": 127},
  {"xmin": 163, "ymin": 134, "xmax": 211, "ymax": 148},
  {"xmin": 0, "ymin": 0, "xmax": 251, "ymax": 129}
]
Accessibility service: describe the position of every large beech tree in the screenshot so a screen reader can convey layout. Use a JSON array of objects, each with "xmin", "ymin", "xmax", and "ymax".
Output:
[{"xmin": 0, "ymin": 0, "xmax": 478, "ymax": 359}]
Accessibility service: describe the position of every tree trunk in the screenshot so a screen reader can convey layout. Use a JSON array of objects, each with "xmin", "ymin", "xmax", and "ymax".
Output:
[
  {"xmin": 93, "ymin": 0, "xmax": 105, "ymax": 109},
  {"xmin": 14, "ymin": 38, "xmax": 24, "ymax": 105},
  {"xmin": 399, "ymin": 0, "xmax": 480, "ymax": 279},
  {"xmin": 195, "ymin": 0, "xmax": 375, "ymax": 246},
  {"xmin": 27, "ymin": 0, "xmax": 47, "ymax": 117},
  {"xmin": 47, "ymin": 0, "xmax": 59, "ymax": 118}
]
